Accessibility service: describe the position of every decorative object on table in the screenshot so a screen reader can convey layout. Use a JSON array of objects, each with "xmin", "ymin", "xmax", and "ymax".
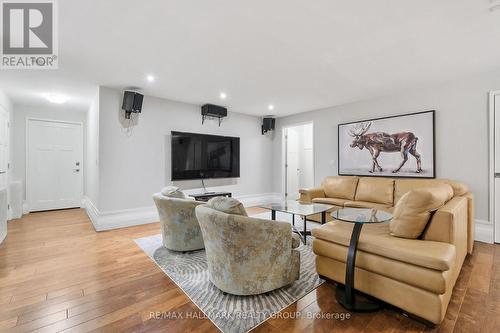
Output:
[
  {"xmin": 331, "ymin": 207, "xmax": 393, "ymax": 312},
  {"xmin": 152, "ymin": 188, "xmax": 205, "ymax": 252},
  {"xmin": 259, "ymin": 200, "xmax": 335, "ymax": 244},
  {"xmin": 135, "ymin": 233, "xmax": 322, "ymax": 333},
  {"xmin": 338, "ymin": 110, "xmax": 435, "ymax": 178},
  {"xmin": 195, "ymin": 199, "xmax": 301, "ymax": 296}
]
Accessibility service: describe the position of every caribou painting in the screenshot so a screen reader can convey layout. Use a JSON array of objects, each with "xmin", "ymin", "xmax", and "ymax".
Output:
[{"xmin": 348, "ymin": 122, "xmax": 422, "ymax": 174}]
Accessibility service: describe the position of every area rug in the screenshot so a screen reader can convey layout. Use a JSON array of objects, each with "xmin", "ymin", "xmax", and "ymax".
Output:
[{"xmin": 135, "ymin": 227, "xmax": 323, "ymax": 333}]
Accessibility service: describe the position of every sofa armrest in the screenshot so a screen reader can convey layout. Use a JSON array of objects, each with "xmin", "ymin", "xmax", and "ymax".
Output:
[
  {"xmin": 299, "ymin": 187, "xmax": 325, "ymax": 203},
  {"xmin": 423, "ymin": 196, "xmax": 468, "ymax": 261}
]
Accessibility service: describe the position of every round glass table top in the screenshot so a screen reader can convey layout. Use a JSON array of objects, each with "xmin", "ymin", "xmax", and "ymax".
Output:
[{"xmin": 331, "ymin": 208, "xmax": 392, "ymax": 224}]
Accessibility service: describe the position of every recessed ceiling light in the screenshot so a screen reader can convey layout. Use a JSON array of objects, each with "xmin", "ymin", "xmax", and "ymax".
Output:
[
  {"xmin": 146, "ymin": 75, "xmax": 155, "ymax": 82},
  {"xmin": 220, "ymin": 92, "xmax": 227, "ymax": 100},
  {"xmin": 46, "ymin": 93, "xmax": 69, "ymax": 104},
  {"xmin": 268, "ymin": 104, "xmax": 274, "ymax": 111}
]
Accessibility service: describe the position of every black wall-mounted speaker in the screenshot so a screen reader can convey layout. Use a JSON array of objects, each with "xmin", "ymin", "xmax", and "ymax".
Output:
[
  {"xmin": 201, "ymin": 104, "xmax": 227, "ymax": 118},
  {"xmin": 201, "ymin": 104, "xmax": 228, "ymax": 126},
  {"xmin": 122, "ymin": 91, "xmax": 144, "ymax": 118},
  {"xmin": 262, "ymin": 117, "xmax": 275, "ymax": 134}
]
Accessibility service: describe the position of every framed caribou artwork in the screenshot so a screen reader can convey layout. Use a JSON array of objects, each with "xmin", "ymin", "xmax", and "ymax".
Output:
[{"xmin": 338, "ymin": 110, "xmax": 435, "ymax": 178}]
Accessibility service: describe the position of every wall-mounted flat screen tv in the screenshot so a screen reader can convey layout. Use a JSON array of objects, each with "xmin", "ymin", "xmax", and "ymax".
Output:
[{"xmin": 171, "ymin": 131, "xmax": 240, "ymax": 180}]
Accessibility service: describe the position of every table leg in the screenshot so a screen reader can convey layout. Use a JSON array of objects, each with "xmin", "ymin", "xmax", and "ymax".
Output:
[
  {"xmin": 345, "ymin": 223, "xmax": 362, "ymax": 305},
  {"xmin": 292, "ymin": 214, "xmax": 295, "ymax": 227},
  {"xmin": 321, "ymin": 211, "xmax": 326, "ymax": 224},
  {"xmin": 336, "ymin": 223, "xmax": 381, "ymax": 312},
  {"xmin": 303, "ymin": 215, "xmax": 307, "ymax": 244},
  {"xmin": 271, "ymin": 210, "xmax": 276, "ymax": 220}
]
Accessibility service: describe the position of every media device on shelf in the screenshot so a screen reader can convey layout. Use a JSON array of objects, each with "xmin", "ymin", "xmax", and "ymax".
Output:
[
  {"xmin": 171, "ymin": 131, "xmax": 240, "ymax": 180},
  {"xmin": 122, "ymin": 91, "xmax": 144, "ymax": 119}
]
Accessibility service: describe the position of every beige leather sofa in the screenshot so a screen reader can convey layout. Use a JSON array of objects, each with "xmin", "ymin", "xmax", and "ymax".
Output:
[{"xmin": 300, "ymin": 176, "xmax": 474, "ymax": 324}]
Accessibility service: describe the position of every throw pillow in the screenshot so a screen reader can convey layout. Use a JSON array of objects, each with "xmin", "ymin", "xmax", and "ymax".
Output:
[
  {"xmin": 161, "ymin": 186, "xmax": 186, "ymax": 199},
  {"xmin": 390, "ymin": 184, "xmax": 453, "ymax": 239},
  {"xmin": 206, "ymin": 196, "xmax": 248, "ymax": 216}
]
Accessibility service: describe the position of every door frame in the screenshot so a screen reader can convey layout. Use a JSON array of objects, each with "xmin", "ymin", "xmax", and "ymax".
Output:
[
  {"xmin": 489, "ymin": 91, "xmax": 500, "ymax": 243},
  {"xmin": 282, "ymin": 121, "xmax": 315, "ymax": 200},
  {"xmin": 25, "ymin": 117, "xmax": 84, "ymax": 212},
  {"xmin": 0, "ymin": 104, "xmax": 10, "ymax": 219}
]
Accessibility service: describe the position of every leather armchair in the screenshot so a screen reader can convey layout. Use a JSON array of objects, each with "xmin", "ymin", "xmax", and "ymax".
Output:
[
  {"xmin": 152, "ymin": 193, "xmax": 205, "ymax": 252},
  {"xmin": 195, "ymin": 205, "xmax": 301, "ymax": 295}
]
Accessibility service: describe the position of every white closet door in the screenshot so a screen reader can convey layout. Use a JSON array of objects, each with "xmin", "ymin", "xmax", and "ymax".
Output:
[{"xmin": 27, "ymin": 119, "xmax": 83, "ymax": 212}]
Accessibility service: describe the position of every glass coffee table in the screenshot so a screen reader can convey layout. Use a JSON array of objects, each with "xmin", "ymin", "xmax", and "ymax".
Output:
[
  {"xmin": 259, "ymin": 201, "xmax": 335, "ymax": 244},
  {"xmin": 332, "ymin": 207, "xmax": 393, "ymax": 312}
]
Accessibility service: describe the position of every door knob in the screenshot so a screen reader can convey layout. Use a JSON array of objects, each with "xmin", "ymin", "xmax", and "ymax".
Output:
[{"xmin": 74, "ymin": 169, "xmax": 80, "ymax": 172}]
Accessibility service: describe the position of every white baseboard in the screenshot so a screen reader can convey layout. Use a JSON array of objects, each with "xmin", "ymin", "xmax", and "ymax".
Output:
[
  {"xmin": 81, "ymin": 197, "xmax": 158, "ymax": 231},
  {"xmin": 81, "ymin": 193, "xmax": 282, "ymax": 232},
  {"xmin": 22, "ymin": 202, "xmax": 29, "ymax": 215},
  {"xmin": 475, "ymin": 219, "xmax": 494, "ymax": 244},
  {"xmin": 0, "ymin": 225, "xmax": 6, "ymax": 244}
]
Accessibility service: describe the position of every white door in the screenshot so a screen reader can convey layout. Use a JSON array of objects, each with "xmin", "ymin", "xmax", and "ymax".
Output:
[
  {"xmin": 285, "ymin": 123, "xmax": 314, "ymax": 201},
  {"xmin": 27, "ymin": 119, "xmax": 83, "ymax": 212},
  {"xmin": 286, "ymin": 127, "xmax": 300, "ymax": 200}
]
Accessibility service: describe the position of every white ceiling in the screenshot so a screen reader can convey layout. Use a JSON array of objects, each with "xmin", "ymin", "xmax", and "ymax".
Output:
[{"xmin": 1, "ymin": 0, "xmax": 500, "ymax": 116}]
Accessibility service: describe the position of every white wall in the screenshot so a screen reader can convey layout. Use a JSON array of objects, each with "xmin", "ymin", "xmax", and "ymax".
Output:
[
  {"xmin": 11, "ymin": 104, "xmax": 86, "ymax": 200},
  {"xmin": 94, "ymin": 86, "xmax": 274, "ymax": 213},
  {"xmin": 273, "ymin": 69, "xmax": 500, "ymax": 223},
  {"xmin": 85, "ymin": 91, "xmax": 99, "ymax": 205}
]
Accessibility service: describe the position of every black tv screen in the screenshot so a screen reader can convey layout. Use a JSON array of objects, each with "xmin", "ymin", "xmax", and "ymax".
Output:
[{"xmin": 171, "ymin": 131, "xmax": 240, "ymax": 180}]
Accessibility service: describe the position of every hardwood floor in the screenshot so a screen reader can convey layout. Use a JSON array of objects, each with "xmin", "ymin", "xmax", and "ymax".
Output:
[{"xmin": 0, "ymin": 208, "xmax": 498, "ymax": 332}]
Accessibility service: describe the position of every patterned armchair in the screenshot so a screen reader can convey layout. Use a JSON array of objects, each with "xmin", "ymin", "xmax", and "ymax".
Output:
[
  {"xmin": 153, "ymin": 193, "xmax": 205, "ymax": 252},
  {"xmin": 195, "ymin": 205, "xmax": 301, "ymax": 295}
]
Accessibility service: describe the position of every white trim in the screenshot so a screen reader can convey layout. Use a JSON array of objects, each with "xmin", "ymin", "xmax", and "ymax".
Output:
[
  {"xmin": 475, "ymin": 219, "xmax": 494, "ymax": 244},
  {"xmin": 26, "ymin": 118, "xmax": 84, "ymax": 212},
  {"xmin": 82, "ymin": 193, "xmax": 282, "ymax": 231},
  {"xmin": 0, "ymin": 225, "xmax": 6, "ymax": 244},
  {"xmin": 281, "ymin": 121, "xmax": 315, "ymax": 199},
  {"xmin": 0, "ymin": 106, "xmax": 10, "ymax": 228},
  {"xmin": 81, "ymin": 196, "xmax": 157, "ymax": 231},
  {"xmin": 22, "ymin": 202, "xmax": 29, "ymax": 215},
  {"xmin": 489, "ymin": 90, "xmax": 500, "ymax": 243}
]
